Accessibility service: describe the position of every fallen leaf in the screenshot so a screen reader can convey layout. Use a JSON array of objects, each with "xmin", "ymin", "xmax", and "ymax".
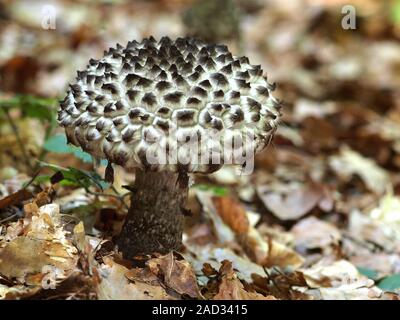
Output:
[
  {"xmin": 213, "ymin": 260, "xmax": 276, "ymax": 300},
  {"xmin": 329, "ymin": 146, "xmax": 391, "ymax": 194},
  {"xmin": 212, "ymin": 196, "xmax": 250, "ymax": 234},
  {"xmin": 96, "ymin": 258, "xmax": 172, "ymax": 300},
  {"xmin": 147, "ymin": 252, "xmax": 201, "ymax": 299},
  {"xmin": 257, "ymin": 181, "xmax": 325, "ymax": 221}
]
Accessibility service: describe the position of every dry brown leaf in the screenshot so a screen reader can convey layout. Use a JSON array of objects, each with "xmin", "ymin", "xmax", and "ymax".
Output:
[
  {"xmin": 96, "ymin": 258, "xmax": 172, "ymax": 300},
  {"xmin": 147, "ymin": 252, "xmax": 201, "ymax": 299},
  {"xmin": 291, "ymin": 216, "xmax": 341, "ymax": 251},
  {"xmin": 213, "ymin": 260, "xmax": 276, "ymax": 300},
  {"xmin": 257, "ymin": 182, "xmax": 325, "ymax": 221},
  {"xmin": 212, "ymin": 196, "xmax": 250, "ymax": 234}
]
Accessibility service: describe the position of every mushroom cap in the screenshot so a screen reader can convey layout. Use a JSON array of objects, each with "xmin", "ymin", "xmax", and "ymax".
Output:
[{"xmin": 58, "ymin": 37, "xmax": 281, "ymax": 173}]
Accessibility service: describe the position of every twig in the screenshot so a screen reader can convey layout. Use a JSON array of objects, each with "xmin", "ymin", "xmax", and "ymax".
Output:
[
  {"xmin": 85, "ymin": 189, "xmax": 129, "ymax": 210},
  {"xmin": 3, "ymin": 108, "xmax": 34, "ymax": 173},
  {"xmin": 0, "ymin": 212, "xmax": 19, "ymax": 224}
]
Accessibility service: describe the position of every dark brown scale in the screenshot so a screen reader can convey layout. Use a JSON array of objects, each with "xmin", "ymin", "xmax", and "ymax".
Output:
[
  {"xmin": 138, "ymin": 48, "xmax": 148, "ymax": 59},
  {"xmin": 168, "ymin": 64, "xmax": 178, "ymax": 74},
  {"xmin": 122, "ymin": 129, "xmax": 135, "ymax": 143},
  {"xmin": 75, "ymin": 101, "xmax": 85, "ymax": 109},
  {"xmin": 216, "ymin": 54, "xmax": 226, "ymax": 64},
  {"xmin": 247, "ymin": 98, "xmax": 261, "ymax": 112},
  {"xmin": 251, "ymin": 113, "xmax": 261, "ymax": 122},
  {"xmin": 104, "ymin": 102, "xmax": 116, "ymax": 113},
  {"xmin": 137, "ymin": 77, "xmax": 152, "ymax": 88},
  {"xmin": 256, "ymin": 86, "xmax": 269, "ymax": 98},
  {"xmin": 192, "ymin": 86, "xmax": 207, "ymax": 98},
  {"xmin": 231, "ymin": 108, "xmax": 245, "ymax": 123},
  {"xmin": 188, "ymin": 71, "xmax": 200, "ymax": 82},
  {"xmin": 128, "ymin": 108, "xmax": 141, "ymax": 119},
  {"xmin": 114, "ymin": 151, "xmax": 128, "ymax": 166},
  {"xmin": 134, "ymin": 62, "xmax": 143, "ymax": 72},
  {"xmin": 236, "ymin": 70, "xmax": 250, "ymax": 80},
  {"xmin": 84, "ymin": 90, "xmax": 96, "ymax": 98},
  {"xmin": 231, "ymin": 60, "xmax": 241, "ymax": 69},
  {"xmin": 74, "ymin": 117, "xmax": 83, "ymax": 126},
  {"xmin": 213, "ymin": 90, "xmax": 224, "ymax": 99},
  {"xmin": 159, "ymin": 59, "xmax": 170, "ymax": 69},
  {"xmin": 102, "ymin": 83, "xmax": 119, "ymax": 94},
  {"xmin": 220, "ymin": 64, "xmax": 233, "ymax": 75},
  {"xmin": 104, "ymin": 63, "xmax": 114, "ymax": 72},
  {"xmin": 115, "ymin": 101, "xmax": 126, "ymax": 110},
  {"xmin": 86, "ymin": 130, "xmax": 97, "ymax": 141},
  {"xmin": 126, "ymin": 89, "xmax": 140, "ymax": 101},
  {"xmin": 105, "ymin": 132, "xmax": 116, "ymax": 142},
  {"xmin": 140, "ymin": 114, "xmax": 150, "ymax": 122},
  {"xmin": 124, "ymin": 73, "xmax": 141, "ymax": 84},
  {"xmin": 172, "ymin": 74, "xmax": 188, "ymax": 88},
  {"xmin": 198, "ymin": 47, "xmax": 208, "ymax": 57},
  {"xmin": 239, "ymin": 56, "xmax": 250, "ymax": 65},
  {"xmin": 187, "ymin": 97, "xmax": 201, "ymax": 106},
  {"xmin": 150, "ymin": 65, "xmax": 162, "ymax": 76},
  {"xmin": 156, "ymin": 81, "xmax": 172, "ymax": 91},
  {"xmin": 156, "ymin": 107, "xmax": 171, "ymax": 115},
  {"xmin": 70, "ymin": 84, "xmax": 82, "ymax": 94},
  {"xmin": 199, "ymin": 80, "xmax": 212, "ymax": 89},
  {"xmin": 249, "ymin": 65, "xmax": 262, "ymax": 76},
  {"xmin": 228, "ymin": 90, "xmax": 240, "ymax": 100},
  {"xmin": 194, "ymin": 65, "xmax": 205, "ymax": 74},
  {"xmin": 211, "ymin": 118, "xmax": 223, "ymax": 130},
  {"xmin": 94, "ymin": 75, "xmax": 104, "ymax": 85},
  {"xmin": 185, "ymin": 53, "xmax": 196, "ymax": 63},
  {"xmin": 86, "ymin": 74, "xmax": 95, "ymax": 83},
  {"xmin": 210, "ymin": 73, "xmax": 228, "ymax": 86},
  {"xmin": 203, "ymin": 57, "xmax": 216, "ymax": 70},
  {"xmin": 156, "ymin": 70, "xmax": 168, "ymax": 81},
  {"xmin": 186, "ymin": 44, "xmax": 198, "ymax": 55},
  {"xmin": 113, "ymin": 117, "xmax": 124, "ymax": 126},
  {"xmin": 105, "ymin": 72, "xmax": 118, "ymax": 81},
  {"xmin": 89, "ymin": 58, "xmax": 97, "ymax": 66},
  {"xmin": 95, "ymin": 95, "xmax": 106, "ymax": 102},
  {"xmin": 142, "ymin": 93, "xmax": 157, "ymax": 106},
  {"xmin": 175, "ymin": 56, "xmax": 185, "ymax": 66},
  {"xmin": 156, "ymin": 119, "xmax": 170, "ymax": 132},
  {"xmin": 86, "ymin": 103, "xmax": 98, "ymax": 113},
  {"xmin": 121, "ymin": 62, "xmax": 132, "ymax": 72},
  {"xmin": 169, "ymin": 46, "xmax": 182, "ymax": 59},
  {"xmin": 202, "ymin": 111, "xmax": 212, "ymax": 123},
  {"xmin": 145, "ymin": 57, "xmax": 156, "ymax": 67},
  {"xmin": 176, "ymin": 110, "xmax": 195, "ymax": 121},
  {"xmin": 164, "ymin": 92, "xmax": 183, "ymax": 104},
  {"xmin": 235, "ymin": 79, "xmax": 251, "ymax": 89},
  {"xmin": 181, "ymin": 62, "xmax": 193, "ymax": 74},
  {"xmin": 96, "ymin": 121, "xmax": 106, "ymax": 131},
  {"xmin": 210, "ymin": 103, "xmax": 224, "ymax": 112}
]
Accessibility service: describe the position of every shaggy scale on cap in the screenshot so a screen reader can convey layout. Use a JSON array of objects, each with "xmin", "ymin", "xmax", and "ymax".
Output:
[{"xmin": 58, "ymin": 36, "xmax": 281, "ymax": 173}]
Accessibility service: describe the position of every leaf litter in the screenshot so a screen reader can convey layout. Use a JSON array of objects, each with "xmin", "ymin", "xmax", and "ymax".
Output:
[{"xmin": 1, "ymin": 0, "xmax": 400, "ymax": 300}]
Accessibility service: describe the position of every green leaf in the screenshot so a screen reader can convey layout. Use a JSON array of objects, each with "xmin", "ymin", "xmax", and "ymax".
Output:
[
  {"xmin": 357, "ymin": 267, "xmax": 378, "ymax": 280},
  {"xmin": 377, "ymin": 274, "xmax": 400, "ymax": 291},
  {"xmin": 391, "ymin": 0, "xmax": 400, "ymax": 24},
  {"xmin": 36, "ymin": 161, "xmax": 109, "ymax": 191},
  {"xmin": 194, "ymin": 184, "xmax": 229, "ymax": 196},
  {"xmin": 0, "ymin": 95, "xmax": 57, "ymax": 123},
  {"xmin": 44, "ymin": 134, "xmax": 94, "ymax": 163}
]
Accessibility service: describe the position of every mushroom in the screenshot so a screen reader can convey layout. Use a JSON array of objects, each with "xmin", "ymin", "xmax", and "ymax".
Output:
[{"xmin": 57, "ymin": 36, "xmax": 281, "ymax": 259}]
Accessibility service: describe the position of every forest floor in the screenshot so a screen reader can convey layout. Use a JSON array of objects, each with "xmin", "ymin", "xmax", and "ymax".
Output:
[{"xmin": 0, "ymin": 0, "xmax": 400, "ymax": 300}]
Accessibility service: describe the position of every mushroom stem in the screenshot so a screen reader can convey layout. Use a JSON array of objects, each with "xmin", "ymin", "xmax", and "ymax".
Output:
[{"xmin": 116, "ymin": 169, "xmax": 188, "ymax": 259}]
